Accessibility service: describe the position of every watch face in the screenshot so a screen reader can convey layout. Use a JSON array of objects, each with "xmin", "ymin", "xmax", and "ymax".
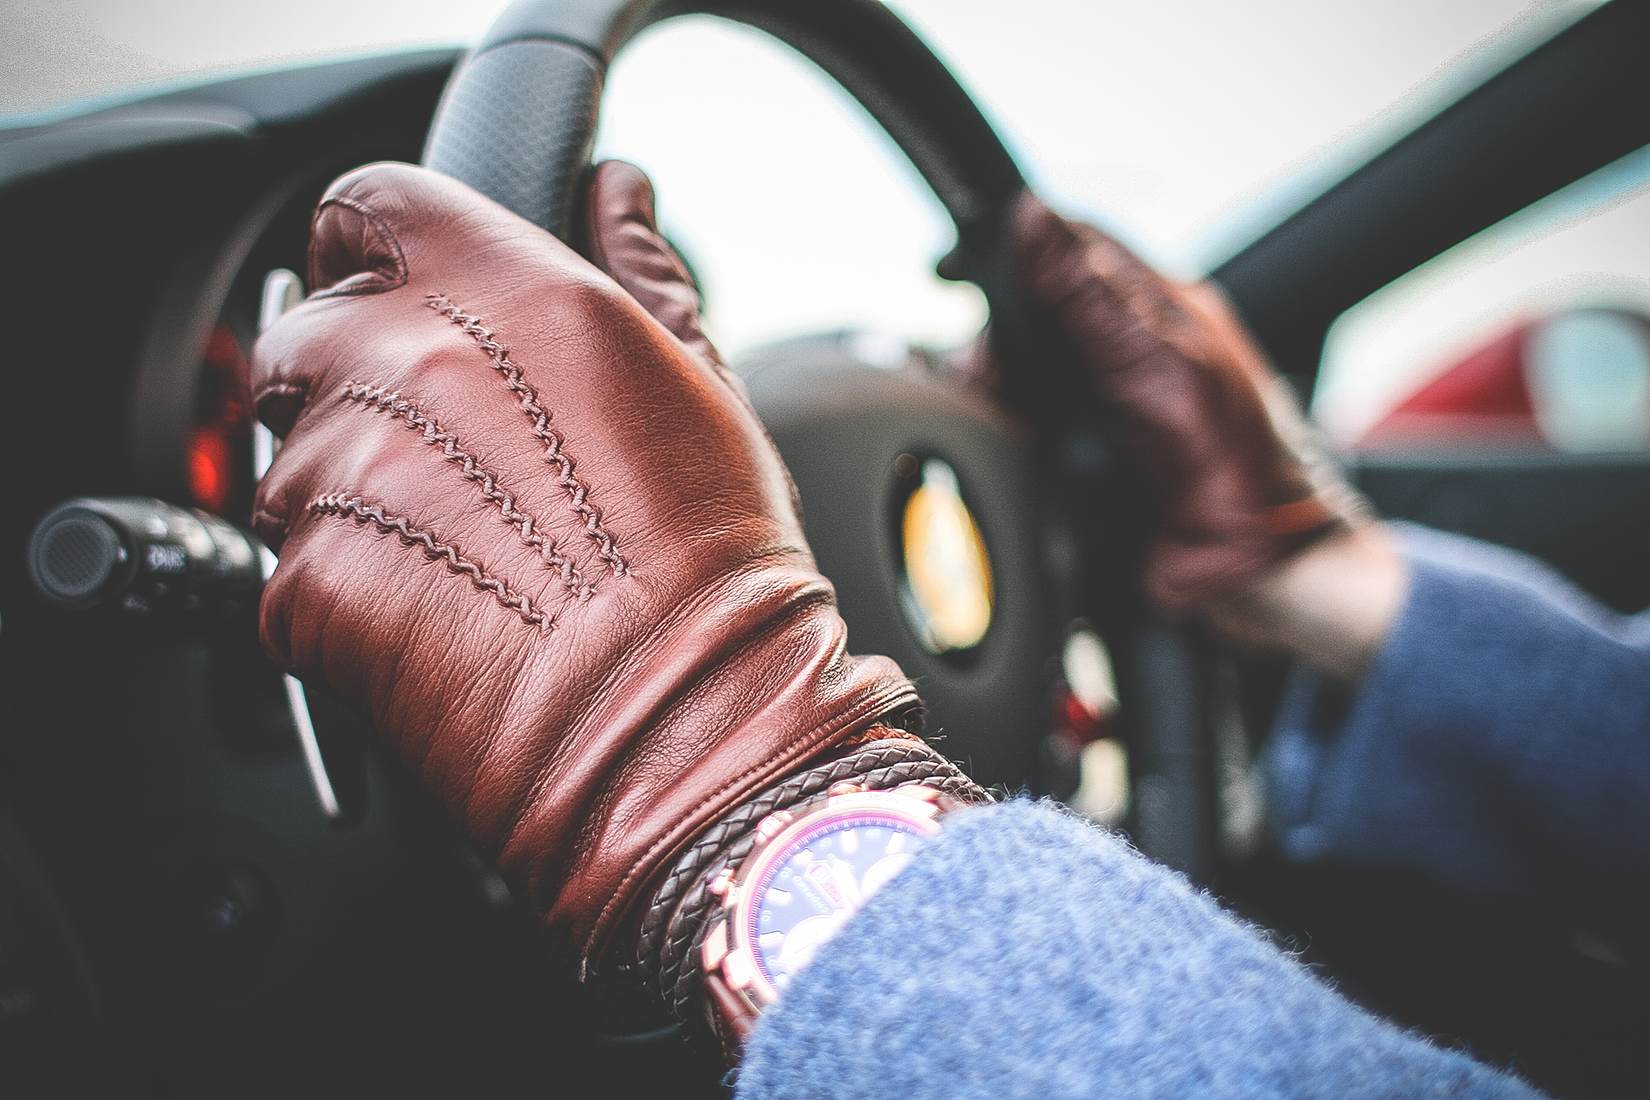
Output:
[{"xmin": 746, "ymin": 811, "xmax": 931, "ymax": 993}]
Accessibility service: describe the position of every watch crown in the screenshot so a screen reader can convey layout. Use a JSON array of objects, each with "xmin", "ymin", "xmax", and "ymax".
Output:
[
  {"xmin": 754, "ymin": 811, "xmax": 793, "ymax": 842},
  {"xmin": 708, "ymin": 867, "xmax": 736, "ymax": 900},
  {"xmin": 702, "ymin": 920, "xmax": 730, "ymax": 971}
]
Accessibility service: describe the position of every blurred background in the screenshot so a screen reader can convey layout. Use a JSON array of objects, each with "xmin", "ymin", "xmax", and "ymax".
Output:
[{"xmin": 7, "ymin": 0, "xmax": 1646, "ymax": 451}]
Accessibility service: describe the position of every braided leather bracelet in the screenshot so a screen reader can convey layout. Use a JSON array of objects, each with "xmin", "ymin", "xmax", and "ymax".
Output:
[
  {"xmin": 636, "ymin": 735, "xmax": 930, "ymax": 981},
  {"xmin": 639, "ymin": 736, "xmax": 990, "ymax": 1025}
]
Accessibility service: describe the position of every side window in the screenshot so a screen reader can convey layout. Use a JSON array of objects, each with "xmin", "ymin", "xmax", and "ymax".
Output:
[{"xmin": 1313, "ymin": 148, "xmax": 1650, "ymax": 454}]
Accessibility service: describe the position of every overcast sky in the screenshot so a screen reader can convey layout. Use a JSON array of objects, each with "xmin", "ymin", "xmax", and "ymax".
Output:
[{"xmin": 3, "ymin": 0, "xmax": 1628, "ymax": 437}]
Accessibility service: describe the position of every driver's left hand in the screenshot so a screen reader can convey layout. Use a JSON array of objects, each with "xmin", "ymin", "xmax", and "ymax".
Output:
[{"xmin": 959, "ymin": 191, "xmax": 1403, "ymax": 680}]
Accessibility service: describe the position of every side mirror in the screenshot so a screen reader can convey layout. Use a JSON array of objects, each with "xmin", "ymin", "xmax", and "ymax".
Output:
[{"xmin": 1358, "ymin": 307, "xmax": 1650, "ymax": 453}]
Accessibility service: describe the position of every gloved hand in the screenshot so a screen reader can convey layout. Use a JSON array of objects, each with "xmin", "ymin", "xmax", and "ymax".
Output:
[
  {"xmin": 250, "ymin": 161, "xmax": 918, "ymax": 969},
  {"xmin": 985, "ymin": 192, "xmax": 1367, "ymax": 612}
]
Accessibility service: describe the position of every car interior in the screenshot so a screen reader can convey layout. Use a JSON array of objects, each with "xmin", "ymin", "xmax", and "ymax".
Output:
[{"xmin": 3, "ymin": 0, "xmax": 1648, "ymax": 1095}]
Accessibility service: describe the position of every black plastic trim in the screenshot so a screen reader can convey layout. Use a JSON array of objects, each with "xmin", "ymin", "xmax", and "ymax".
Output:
[{"xmin": 1213, "ymin": 0, "xmax": 1650, "ymax": 385}]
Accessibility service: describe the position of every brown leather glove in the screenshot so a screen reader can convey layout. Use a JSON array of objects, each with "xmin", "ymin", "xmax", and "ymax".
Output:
[
  {"xmin": 250, "ymin": 161, "xmax": 917, "ymax": 970},
  {"xmin": 991, "ymin": 191, "xmax": 1365, "ymax": 611}
]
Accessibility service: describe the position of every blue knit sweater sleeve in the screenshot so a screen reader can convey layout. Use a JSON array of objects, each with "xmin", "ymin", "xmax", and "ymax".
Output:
[
  {"xmin": 1266, "ymin": 524, "xmax": 1650, "ymax": 932},
  {"xmin": 736, "ymin": 801, "xmax": 1540, "ymax": 1099},
  {"xmin": 739, "ymin": 526, "xmax": 1635, "ymax": 1096}
]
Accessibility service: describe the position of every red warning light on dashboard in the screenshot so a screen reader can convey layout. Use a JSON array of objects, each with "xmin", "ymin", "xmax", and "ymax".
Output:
[
  {"xmin": 188, "ymin": 425, "xmax": 232, "ymax": 514},
  {"xmin": 188, "ymin": 324, "xmax": 253, "ymax": 515}
]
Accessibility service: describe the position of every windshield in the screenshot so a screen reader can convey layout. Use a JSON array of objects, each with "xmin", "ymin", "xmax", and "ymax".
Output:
[{"xmin": 0, "ymin": 0, "xmax": 1598, "ymax": 352}]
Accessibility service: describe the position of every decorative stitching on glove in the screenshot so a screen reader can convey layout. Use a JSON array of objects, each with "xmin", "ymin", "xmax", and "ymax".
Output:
[
  {"xmin": 340, "ymin": 382, "xmax": 595, "ymax": 600},
  {"xmin": 309, "ymin": 493, "xmax": 553, "ymax": 633},
  {"xmin": 425, "ymin": 294, "xmax": 630, "ymax": 578}
]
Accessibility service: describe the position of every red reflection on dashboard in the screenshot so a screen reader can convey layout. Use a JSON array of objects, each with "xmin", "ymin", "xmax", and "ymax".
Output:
[
  {"xmin": 190, "ymin": 324, "xmax": 253, "ymax": 514},
  {"xmin": 188, "ymin": 425, "xmax": 232, "ymax": 514}
]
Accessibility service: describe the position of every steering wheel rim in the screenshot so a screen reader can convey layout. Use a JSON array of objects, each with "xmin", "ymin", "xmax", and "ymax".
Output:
[
  {"xmin": 422, "ymin": 0, "xmax": 1024, "ymax": 258},
  {"xmin": 420, "ymin": 0, "xmax": 1222, "ymax": 881}
]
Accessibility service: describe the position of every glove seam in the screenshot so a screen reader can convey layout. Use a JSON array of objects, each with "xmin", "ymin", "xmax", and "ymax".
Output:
[{"xmin": 307, "ymin": 194, "xmax": 409, "ymax": 299}]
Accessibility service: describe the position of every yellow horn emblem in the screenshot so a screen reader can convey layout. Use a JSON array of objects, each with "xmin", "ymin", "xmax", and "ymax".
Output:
[{"xmin": 899, "ymin": 458, "xmax": 994, "ymax": 654}]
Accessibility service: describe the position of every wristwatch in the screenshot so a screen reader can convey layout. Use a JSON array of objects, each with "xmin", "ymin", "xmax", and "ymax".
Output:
[{"xmin": 698, "ymin": 781, "xmax": 965, "ymax": 1047}]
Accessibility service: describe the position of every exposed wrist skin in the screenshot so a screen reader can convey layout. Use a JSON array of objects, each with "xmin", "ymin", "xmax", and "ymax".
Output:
[{"xmin": 1203, "ymin": 522, "xmax": 1409, "ymax": 683}]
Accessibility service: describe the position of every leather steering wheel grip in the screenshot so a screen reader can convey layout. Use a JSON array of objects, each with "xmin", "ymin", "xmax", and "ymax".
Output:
[
  {"xmin": 422, "ymin": 34, "xmax": 602, "ymax": 240},
  {"xmin": 422, "ymin": 0, "xmax": 1025, "ymax": 249}
]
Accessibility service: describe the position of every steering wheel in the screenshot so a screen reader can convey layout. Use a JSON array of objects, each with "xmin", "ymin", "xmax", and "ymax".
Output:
[{"xmin": 420, "ymin": 0, "xmax": 1218, "ymax": 882}]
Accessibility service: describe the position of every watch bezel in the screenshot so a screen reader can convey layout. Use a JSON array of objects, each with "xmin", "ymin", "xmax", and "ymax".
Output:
[{"xmin": 703, "ymin": 785, "xmax": 949, "ymax": 1015}]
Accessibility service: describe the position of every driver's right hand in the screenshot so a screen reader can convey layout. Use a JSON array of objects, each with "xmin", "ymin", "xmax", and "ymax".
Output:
[{"xmin": 249, "ymin": 161, "xmax": 919, "ymax": 972}]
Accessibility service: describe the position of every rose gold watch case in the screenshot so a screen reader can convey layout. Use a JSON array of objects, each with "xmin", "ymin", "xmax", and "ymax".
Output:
[{"xmin": 700, "ymin": 783, "xmax": 958, "ymax": 1042}]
